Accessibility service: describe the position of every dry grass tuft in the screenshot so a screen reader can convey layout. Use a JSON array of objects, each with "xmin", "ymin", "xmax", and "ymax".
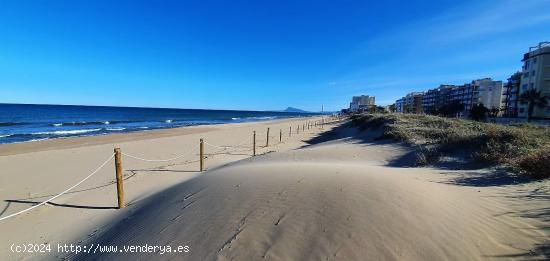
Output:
[{"xmin": 350, "ymin": 114, "xmax": 550, "ymax": 179}]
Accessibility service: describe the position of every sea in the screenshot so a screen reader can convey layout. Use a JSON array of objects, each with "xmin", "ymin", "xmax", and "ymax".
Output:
[{"xmin": 0, "ymin": 104, "xmax": 317, "ymax": 144}]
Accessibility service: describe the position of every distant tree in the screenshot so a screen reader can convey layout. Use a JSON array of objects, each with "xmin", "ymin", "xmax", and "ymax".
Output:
[
  {"xmin": 388, "ymin": 104, "xmax": 396, "ymax": 113},
  {"xmin": 519, "ymin": 89, "xmax": 549, "ymax": 122},
  {"xmin": 470, "ymin": 103, "xmax": 489, "ymax": 122},
  {"xmin": 437, "ymin": 101, "xmax": 465, "ymax": 118},
  {"xmin": 489, "ymin": 107, "xmax": 501, "ymax": 118},
  {"xmin": 429, "ymin": 106, "xmax": 439, "ymax": 115},
  {"xmin": 376, "ymin": 106, "xmax": 386, "ymax": 113}
]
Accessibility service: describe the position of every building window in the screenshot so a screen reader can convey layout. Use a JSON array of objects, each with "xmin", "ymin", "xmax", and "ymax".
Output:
[
  {"xmin": 524, "ymin": 72, "xmax": 529, "ymax": 78},
  {"xmin": 530, "ymin": 83, "xmax": 535, "ymax": 89},
  {"xmin": 525, "ymin": 60, "xmax": 530, "ymax": 70},
  {"xmin": 534, "ymin": 58, "xmax": 537, "ymax": 64},
  {"xmin": 532, "ymin": 71, "xmax": 536, "ymax": 76},
  {"xmin": 522, "ymin": 84, "xmax": 528, "ymax": 90},
  {"xmin": 520, "ymin": 108, "xmax": 525, "ymax": 113}
]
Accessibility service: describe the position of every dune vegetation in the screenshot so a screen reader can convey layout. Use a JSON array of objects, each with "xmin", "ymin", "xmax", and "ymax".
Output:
[{"xmin": 350, "ymin": 113, "xmax": 550, "ymax": 179}]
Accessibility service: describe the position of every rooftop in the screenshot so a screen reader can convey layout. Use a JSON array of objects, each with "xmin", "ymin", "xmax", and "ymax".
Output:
[
  {"xmin": 529, "ymin": 41, "xmax": 550, "ymax": 52},
  {"xmin": 523, "ymin": 41, "xmax": 550, "ymax": 61}
]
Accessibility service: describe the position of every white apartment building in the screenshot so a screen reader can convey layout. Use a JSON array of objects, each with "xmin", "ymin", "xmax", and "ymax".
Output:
[
  {"xmin": 395, "ymin": 97, "xmax": 404, "ymax": 113},
  {"xmin": 518, "ymin": 42, "xmax": 550, "ymax": 119},
  {"xmin": 474, "ymin": 78, "xmax": 504, "ymax": 111},
  {"xmin": 420, "ymin": 79, "xmax": 503, "ymax": 117},
  {"xmin": 349, "ymin": 95, "xmax": 375, "ymax": 112},
  {"xmin": 402, "ymin": 92, "xmax": 423, "ymax": 114}
]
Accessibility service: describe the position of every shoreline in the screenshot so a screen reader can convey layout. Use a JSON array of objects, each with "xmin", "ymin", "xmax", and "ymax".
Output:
[
  {"xmin": 0, "ymin": 116, "xmax": 329, "ymax": 259},
  {"xmin": 1, "ymin": 117, "xmax": 548, "ymax": 260},
  {"xmin": 0, "ymin": 117, "xmax": 315, "ymax": 156},
  {"xmin": 0, "ymin": 103, "xmax": 322, "ymax": 149}
]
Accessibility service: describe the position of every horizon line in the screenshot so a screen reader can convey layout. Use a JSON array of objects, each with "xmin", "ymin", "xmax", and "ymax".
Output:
[{"xmin": 0, "ymin": 102, "xmax": 326, "ymax": 113}]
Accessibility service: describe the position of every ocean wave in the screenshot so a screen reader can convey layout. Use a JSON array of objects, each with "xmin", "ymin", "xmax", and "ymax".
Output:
[
  {"xmin": 0, "ymin": 122, "xmax": 28, "ymax": 127},
  {"xmin": 0, "ymin": 134, "xmax": 11, "ymax": 138},
  {"xmin": 28, "ymin": 138, "xmax": 50, "ymax": 142},
  {"xmin": 245, "ymin": 116, "xmax": 277, "ymax": 120},
  {"xmin": 51, "ymin": 121, "xmax": 102, "ymax": 126},
  {"xmin": 231, "ymin": 117, "xmax": 240, "ymax": 120},
  {"xmin": 33, "ymin": 128, "xmax": 102, "ymax": 135},
  {"xmin": 0, "ymin": 133, "xmax": 33, "ymax": 138},
  {"xmin": 50, "ymin": 120, "xmax": 134, "ymax": 127},
  {"xmin": 165, "ymin": 120, "xmax": 173, "ymax": 123},
  {"xmin": 106, "ymin": 127, "xmax": 125, "ymax": 131}
]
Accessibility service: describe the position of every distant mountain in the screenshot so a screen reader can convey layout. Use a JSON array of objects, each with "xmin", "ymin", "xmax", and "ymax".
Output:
[{"xmin": 281, "ymin": 107, "xmax": 309, "ymax": 113}]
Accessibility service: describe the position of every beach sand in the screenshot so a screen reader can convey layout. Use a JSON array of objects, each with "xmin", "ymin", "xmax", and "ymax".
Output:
[{"xmin": 1, "ymin": 118, "xmax": 548, "ymax": 260}]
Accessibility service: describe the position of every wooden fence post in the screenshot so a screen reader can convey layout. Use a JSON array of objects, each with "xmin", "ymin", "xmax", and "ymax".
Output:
[
  {"xmin": 279, "ymin": 129, "xmax": 282, "ymax": 142},
  {"xmin": 289, "ymin": 126, "xmax": 291, "ymax": 137},
  {"xmin": 114, "ymin": 148, "xmax": 125, "ymax": 209},
  {"xmin": 200, "ymin": 138, "xmax": 204, "ymax": 171},
  {"xmin": 266, "ymin": 128, "xmax": 270, "ymax": 147},
  {"xmin": 297, "ymin": 125, "xmax": 299, "ymax": 134},
  {"xmin": 253, "ymin": 131, "xmax": 256, "ymax": 156}
]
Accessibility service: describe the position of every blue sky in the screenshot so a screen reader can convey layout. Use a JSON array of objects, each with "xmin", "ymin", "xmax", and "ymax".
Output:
[{"xmin": 1, "ymin": 0, "xmax": 549, "ymax": 111}]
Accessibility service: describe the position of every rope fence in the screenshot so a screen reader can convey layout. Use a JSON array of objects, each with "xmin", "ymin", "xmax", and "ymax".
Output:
[
  {"xmin": 203, "ymin": 135, "xmax": 252, "ymax": 150},
  {"xmin": 121, "ymin": 144, "xmax": 199, "ymax": 162},
  {"xmin": 0, "ymin": 116, "xmax": 346, "ymax": 221},
  {"xmin": 0, "ymin": 153, "xmax": 115, "ymax": 222}
]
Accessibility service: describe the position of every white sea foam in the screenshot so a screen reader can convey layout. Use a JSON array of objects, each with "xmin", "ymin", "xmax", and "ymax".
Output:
[
  {"xmin": 165, "ymin": 120, "xmax": 173, "ymax": 123},
  {"xmin": 104, "ymin": 121, "xmax": 110, "ymax": 125},
  {"xmin": 246, "ymin": 116, "xmax": 276, "ymax": 120},
  {"xmin": 53, "ymin": 123, "xmax": 62, "ymax": 127},
  {"xmin": 231, "ymin": 117, "xmax": 240, "ymax": 120},
  {"xmin": 0, "ymin": 134, "xmax": 11, "ymax": 138},
  {"xmin": 106, "ymin": 127, "xmax": 125, "ymax": 131},
  {"xmin": 139, "ymin": 126, "xmax": 149, "ymax": 129},
  {"xmin": 33, "ymin": 129, "xmax": 102, "ymax": 135},
  {"xmin": 28, "ymin": 138, "xmax": 49, "ymax": 142}
]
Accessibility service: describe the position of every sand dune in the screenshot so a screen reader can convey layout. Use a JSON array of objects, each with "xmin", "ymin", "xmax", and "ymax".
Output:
[
  {"xmin": 0, "ymin": 117, "xmax": 325, "ymax": 260},
  {"xmin": 73, "ymin": 127, "xmax": 549, "ymax": 260},
  {"xmin": 1, "ymin": 119, "xmax": 548, "ymax": 260}
]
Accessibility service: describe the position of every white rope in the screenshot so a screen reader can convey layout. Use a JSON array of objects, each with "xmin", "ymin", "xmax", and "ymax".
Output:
[
  {"xmin": 225, "ymin": 135, "xmax": 253, "ymax": 148},
  {"xmin": 122, "ymin": 145, "xmax": 199, "ymax": 162},
  {"xmin": 203, "ymin": 142, "xmax": 230, "ymax": 150},
  {"xmin": 203, "ymin": 135, "xmax": 252, "ymax": 150},
  {"xmin": 0, "ymin": 153, "xmax": 115, "ymax": 222}
]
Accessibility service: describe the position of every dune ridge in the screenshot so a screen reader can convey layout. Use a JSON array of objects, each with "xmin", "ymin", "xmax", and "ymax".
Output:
[{"xmin": 74, "ymin": 126, "xmax": 549, "ymax": 260}]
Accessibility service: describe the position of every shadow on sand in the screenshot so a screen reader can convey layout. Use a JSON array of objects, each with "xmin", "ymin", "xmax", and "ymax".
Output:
[
  {"xmin": 5, "ymin": 199, "xmax": 118, "ymax": 210},
  {"xmin": 437, "ymin": 169, "xmax": 533, "ymax": 187},
  {"xmin": 301, "ymin": 122, "xmax": 419, "ymax": 168},
  {"xmin": 301, "ymin": 120, "xmax": 549, "ymax": 259},
  {"xmin": 303, "ymin": 121, "xmax": 538, "ymax": 187},
  {"xmin": 0, "ymin": 171, "xmax": 141, "ymax": 215}
]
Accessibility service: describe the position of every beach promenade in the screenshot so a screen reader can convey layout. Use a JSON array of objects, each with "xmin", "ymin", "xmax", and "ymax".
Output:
[{"xmin": 1, "ymin": 117, "xmax": 548, "ymax": 260}]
